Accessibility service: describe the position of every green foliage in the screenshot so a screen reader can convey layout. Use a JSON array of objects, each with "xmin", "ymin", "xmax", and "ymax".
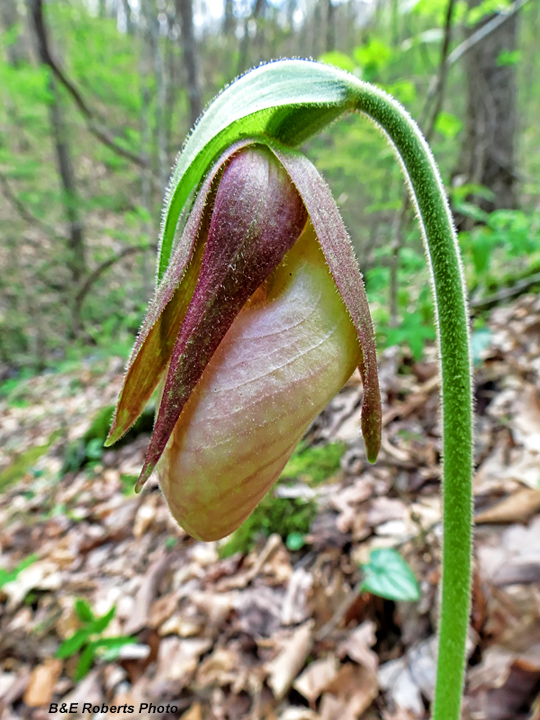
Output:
[
  {"xmin": 0, "ymin": 553, "xmax": 38, "ymax": 589},
  {"xmin": 434, "ymin": 111, "xmax": 463, "ymax": 140},
  {"xmin": 466, "ymin": 0, "xmax": 512, "ymax": 26},
  {"xmin": 62, "ymin": 403, "xmax": 155, "ymax": 473},
  {"xmin": 497, "ymin": 50, "xmax": 522, "ymax": 67},
  {"xmin": 0, "ymin": 430, "xmax": 61, "ymax": 491},
  {"xmin": 459, "ymin": 208, "xmax": 540, "ymax": 294},
  {"xmin": 319, "ymin": 51, "xmax": 357, "ymax": 75},
  {"xmin": 280, "ymin": 441, "xmax": 346, "ymax": 485},
  {"xmin": 218, "ymin": 492, "xmax": 317, "ymax": 559},
  {"xmin": 386, "ymin": 313, "xmax": 436, "ymax": 361},
  {"xmin": 360, "ymin": 548, "xmax": 420, "ymax": 602},
  {"xmin": 56, "ymin": 600, "xmax": 136, "ymax": 682}
]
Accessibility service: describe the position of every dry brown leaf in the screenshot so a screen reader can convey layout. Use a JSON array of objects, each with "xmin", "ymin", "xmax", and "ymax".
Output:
[
  {"xmin": 382, "ymin": 710, "xmax": 417, "ymax": 720},
  {"xmin": 148, "ymin": 591, "xmax": 180, "ymax": 628},
  {"xmin": 475, "ymin": 487, "xmax": 540, "ymax": 524},
  {"xmin": 158, "ymin": 612, "xmax": 204, "ymax": 637},
  {"xmin": 195, "ymin": 646, "xmax": 240, "ymax": 690},
  {"xmin": 192, "ymin": 590, "xmax": 237, "ymax": 627},
  {"xmin": 468, "ymin": 645, "xmax": 540, "ymax": 720},
  {"xmin": 180, "ymin": 702, "xmax": 203, "ymax": 720},
  {"xmin": 337, "ymin": 620, "xmax": 378, "ymax": 673},
  {"xmin": 266, "ymin": 621, "xmax": 314, "ymax": 700},
  {"xmin": 321, "ymin": 662, "xmax": 379, "ymax": 719},
  {"xmin": 133, "ymin": 494, "xmax": 160, "ymax": 538},
  {"xmin": 2, "ymin": 561, "xmax": 62, "ymax": 609},
  {"xmin": 511, "ymin": 382, "xmax": 540, "ymax": 452},
  {"xmin": 123, "ymin": 553, "xmax": 171, "ymax": 634},
  {"xmin": 379, "ymin": 637, "xmax": 438, "ymax": 714},
  {"xmin": 234, "ymin": 585, "xmax": 283, "ymax": 638},
  {"xmin": 281, "ymin": 567, "xmax": 313, "ymax": 626},
  {"xmin": 156, "ymin": 637, "xmax": 212, "ymax": 683},
  {"xmin": 293, "ymin": 654, "xmax": 340, "ymax": 704},
  {"xmin": 477, "ymin": 516, "xmax": 540, "ymax": 586},
  {"xmin": 367, "ymin": 497, "xmax": 408, "ymax": 527},
  {"xmin": 61, "ymin": 670, "xmax": 103, "ymax": 711},
  {"xmin": 278, "ymin": 708, "xmax": 319, "ymax": 720},
  {"xmin": 23, "ymin": 658, "xmax": 63, "ymax": 707}
]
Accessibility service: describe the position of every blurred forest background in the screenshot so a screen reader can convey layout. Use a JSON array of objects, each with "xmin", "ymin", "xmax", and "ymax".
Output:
[{"xmin": 0, "ymin": 0, "xmax": 539, "ymax": 375}]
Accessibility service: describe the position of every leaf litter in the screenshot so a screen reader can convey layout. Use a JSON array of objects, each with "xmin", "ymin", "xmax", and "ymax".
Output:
[{"xmin": 1, "ymin": 295, "xmax": 540, "ymax": 718}]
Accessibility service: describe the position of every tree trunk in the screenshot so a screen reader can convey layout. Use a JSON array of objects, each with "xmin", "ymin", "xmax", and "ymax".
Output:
[
  {"xmin": 0, "ymin": 0, "xmax": 28, "ymax": 66},
  {"xmin": 326, "ymin": 0, "xmax": 335, "ymax": 52},
  {"xmin": 176, "ymin": 0, "xmax": 202, "ymax": 128},
  {"xmin": 223, "ymin": 0, "xmax": 235, "ymax": 36},
  {"xmin": 456, "ymin": 0, "xmax": 519, "ymax": 222},
  {"xmin": 29, "ymin": 0, "xmax": 86, "ymax": 287},
  {"xmin": 121, "ymin": 0, "xmax": 134, "ymax": 35}
]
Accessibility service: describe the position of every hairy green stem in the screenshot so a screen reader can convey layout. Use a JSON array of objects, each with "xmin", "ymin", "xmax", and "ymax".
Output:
[{"xmin": 348, "ymin": 84, "xmax": 473, "ymax": 720}]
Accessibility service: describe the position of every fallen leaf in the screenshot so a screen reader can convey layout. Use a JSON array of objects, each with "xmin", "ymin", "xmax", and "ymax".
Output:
[
  {"xmin": 266, "ymin": 621, "xmax": 314, "ymax": 700},
  {"xmin": 477, "ymin": 516, "xmax": 540, "ymax": 585},
  {"xmin": 321, "ymin": 662, "xmax": 379, "ymax": 719},
  {"xmin": 23, "ymin": 658, "xmax": 63, "ymax": 707},
  {"xmin": 180, "ymin": 702, "xmax": 203, "ymax": 720},
  {"xmin": 281, "ymin": 567, "xmax": 313, "ymax": 626},
  {"xmin": 475, "ymin": 487, "xmax": 540, "ymax": 524},
  {"xmin": 293, "ymin": 654, "xmax": 340, "ymax": 704},
  {"xmin": 337, "ymin": 621, "xmax": 378, "ymax": 673},
  {"xmin": 156, "ymin": 637, "xmax": 212, "ymax": 683},
  {"xmin": 378, "ymin": 637, "xmax": 437, "ymax": 714}
]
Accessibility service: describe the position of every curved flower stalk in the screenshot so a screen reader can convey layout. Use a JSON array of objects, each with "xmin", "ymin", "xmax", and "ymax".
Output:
[{"xmin": 106, "ymin": 60, "xmax": 473, "ymax": 720}]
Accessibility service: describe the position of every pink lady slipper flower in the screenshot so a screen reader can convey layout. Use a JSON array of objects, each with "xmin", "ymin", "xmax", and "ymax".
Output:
[{"xmin": 106, "ymin": 139, "xmax": 381, "ymax": 541}]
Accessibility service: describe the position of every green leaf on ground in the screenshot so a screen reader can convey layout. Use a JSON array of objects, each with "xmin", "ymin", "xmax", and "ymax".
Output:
[{"xmin": 360, "ymin": 548, "xmax": 421, "ymax": 602}]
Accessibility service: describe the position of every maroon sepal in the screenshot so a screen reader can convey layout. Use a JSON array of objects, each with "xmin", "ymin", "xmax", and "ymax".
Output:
[
  {"xmin": 105, "ymin": 140, "xmax": 256, "ymax": 447},
  {"xmin": 135, "ymin": 145, "xmax": 308, "ymax": 491},
  {"xmin": 270, "ymin": 143, "xmax": 382, "ymax": 462}
]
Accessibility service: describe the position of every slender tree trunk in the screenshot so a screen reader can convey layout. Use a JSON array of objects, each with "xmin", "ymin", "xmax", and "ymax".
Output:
[
  {"xmin": 29, "ymin": 0, "xmax": 86, "ymax": 287},
  {"xmin": 176, "ymin": 0, "xmax": 202, "ymax": 128},
  {"xmin": 223, "ymin": 0, "xmax": 235, "ymax": 36},
  {"xmin": 456, "ymin": 0, "xmax": 519, "ymax": 224},
  {"xmin": 312, "ymin": 2, "xmax": 321, "ymax": 58},
  {"xmin": 145, "ymin": 0, "xmax": 169, "ymax": 190},
  {"xmin": 0, "ymin": 0, "xmax": 27, "ymax": 66},
  {"xmin": 139, "ymin": 1, "xmax": 155, "ymax": 303},
  {"xmin": 237, "ymin": 0, "xmax": 265, "ymax": 74},
  {"xmin": 121, "ymin": 0, "xmax": 134, "ymax": 35},
  {"xmin": 326, "ymin": 0, "xmax": 335, "ymax": 52}
]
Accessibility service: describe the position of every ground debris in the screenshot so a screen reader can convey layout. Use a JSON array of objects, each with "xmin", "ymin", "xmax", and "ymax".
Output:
[{"xmin": 1, "ymin": 295, "xmax": 540, "ymax": 718}]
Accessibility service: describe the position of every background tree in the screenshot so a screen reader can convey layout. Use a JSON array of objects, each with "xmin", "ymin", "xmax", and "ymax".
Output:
[
  {"xmin": 455, "ymin": 0, "xmax": 521, "ymax": 227},
  {"xmin": 0, "ymin": 0, "xmax": 539, "ymax": 371}
]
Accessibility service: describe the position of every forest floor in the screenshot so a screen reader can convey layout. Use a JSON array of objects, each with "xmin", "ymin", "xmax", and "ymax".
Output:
[{"xmin": 1, "ymin": 294, "xmax": 540, "ymax": 720}]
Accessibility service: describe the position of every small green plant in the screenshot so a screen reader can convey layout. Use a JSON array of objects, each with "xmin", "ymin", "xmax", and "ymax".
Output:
[
  {"xmin": 56, "ymin": 600, "xmax": 136, "ymax": 681},
  {"xmin": 458, "ymin": 207, "xmax": 540, "ymax": 293},
  {"xmin": 219, "ymin": 491, "xmax": 317, "ymax": 558},
  {"xmin": 62, "ymin": 404, "xmax": 155, "ymax": 473},
  {"xmin": 0, "ymin": 430, "xmax": 62, "ymax": 492},
  {"xmin": 360, "ymin": 548, "xmax": 420, "ymax": 602},
  {"xmin": 0, "ymin": 553, "xmax": 38, "ymax": 589},
  {"xmin": 280, "ymin": 441, "xmax": 346, "ymax": 485}
]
